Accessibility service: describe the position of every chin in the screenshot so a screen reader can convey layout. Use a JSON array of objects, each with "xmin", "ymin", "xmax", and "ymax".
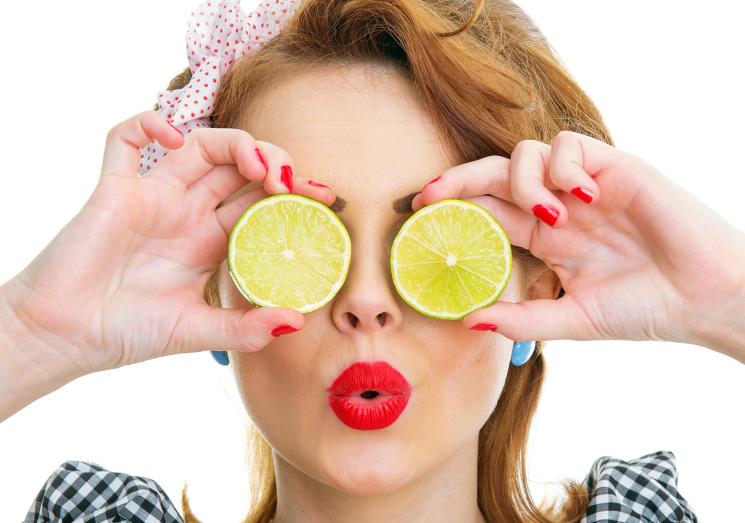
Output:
[{"xmin": 320, "ymin": 438, "xmax": 416, "ymax": 495}]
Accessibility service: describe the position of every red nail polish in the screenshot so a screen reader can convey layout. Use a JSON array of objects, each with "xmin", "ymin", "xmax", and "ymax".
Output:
[
  {"xmin": 470, "ymin": 323, "xmax": 498, "ymax": 332},
  {"xmin": 167, "ymin": 122, "xmax": 183, "ymax": 137},
  {"xmin": 271, "ymin": 325, "xmax": 299, "ymax": 337},
  {"xmin": 532, "ymin": 204, "xmax": 559, "ymax": 227},
  {"xmin": 570, "ymin": 186, "xmax": 594, "ymax": 204},
  {"xmin": 424, "ymin": 175, "xmax": 442, "ymax": 188},
  {"xmin": 255, "ymin": 147, "xmax": 268, "ymax": 175},
  {"xmin": 280, "ymin": 165, "xmax": 294, "ymax": 192},
  {"xmin": 308, "ymin": 180, "xmax": 329, "ymax": 189}
]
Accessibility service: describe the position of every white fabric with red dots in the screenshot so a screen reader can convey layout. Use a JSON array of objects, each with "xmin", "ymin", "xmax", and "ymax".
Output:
[{"xmin": 138, "ymin": 0, "xmax": 300, "ymax": 175}]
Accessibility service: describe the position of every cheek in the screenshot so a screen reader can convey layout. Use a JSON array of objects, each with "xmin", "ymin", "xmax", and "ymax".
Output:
[
  {"xmin": 232, "ymin": 332, "xmax": 321, "ymax": 433},
  {"xmin": 425, "ymin": 265, "xmax": 523, "ymax": 435},
  {"xmin": 220, "ymin": 266, "xmax": 327, "ymax": 473},
  {"xmin": 422, "ymin": 324, "xmax": 512, "ymax": 440}
]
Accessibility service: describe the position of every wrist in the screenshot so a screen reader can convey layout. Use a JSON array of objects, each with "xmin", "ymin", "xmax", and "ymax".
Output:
[
  {"xmin": 687, "ymin": 264, "xmax": 745, "ymax": 364},
  {"xmin": 0, "ymin": 278, "xmax": 86, "ymax": 421}
]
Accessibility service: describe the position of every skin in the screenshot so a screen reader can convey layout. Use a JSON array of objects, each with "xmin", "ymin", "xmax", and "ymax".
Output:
[
  {"xmin": 215, "ymin": 63, "xmax": 557, "ymax": 523},
  {"xmin": 2, "ymin": 32, "xmax": 742, "ymax": 521}
]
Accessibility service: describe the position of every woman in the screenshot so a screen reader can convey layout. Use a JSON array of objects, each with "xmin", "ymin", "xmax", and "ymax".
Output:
[{"xmin": 3, "ymin": 0, "xmax": 744, "ymax": 521}]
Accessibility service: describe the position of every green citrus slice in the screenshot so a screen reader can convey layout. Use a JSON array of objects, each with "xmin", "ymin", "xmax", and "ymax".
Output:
[
  {"xmin": 228, "ymin": 194, "xmax": 351, "ymax": 313},
  {"xmin": 390, "ymin": 199, "xmax": 512, "ymax": 320}
]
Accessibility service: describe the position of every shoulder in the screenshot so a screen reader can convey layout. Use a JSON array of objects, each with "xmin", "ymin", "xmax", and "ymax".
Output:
[
  {"xmin": 582, "ymin": 450, "xmax": 698, "ymax": 522},
  {"xmin": 23, "ymin": 459, "xmax": 183, "ymax": 523}
]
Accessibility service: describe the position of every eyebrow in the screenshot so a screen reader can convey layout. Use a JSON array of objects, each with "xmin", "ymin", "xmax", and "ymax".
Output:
[{"xmin": 328, "ymin": 191, "xmax": 418, "ymax": 214}]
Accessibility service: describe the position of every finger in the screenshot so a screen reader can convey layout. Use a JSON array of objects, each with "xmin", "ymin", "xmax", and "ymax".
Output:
[
  {"xmin": 169, "ymin": 303, "xmax": 305, "ymax": 355},
  {"xmin": 187, "ymin": 164, "xmax": 251, "ymax": 210},
  {"xmin": 192, "ymin": 176, "xmax": 338, "ymax": 226},
  {"xmin": 548, "ymin": 131, "xmax": 602, "ymax": 205},
  {"xmin": 551, "ymin": 130, "xmax": 632, "ymax": 182},
  {"xmin": 101, "ymin": 110, "xmax": 184, "ymax": 178},
  {"xmin": 411, "ymin": 155, "xmax": 515, "ymax": 212},
  {"xmin": 214, "ymin": 186, "xmax": 270, "ymax": 236},
  {"xmin": 212, "ymin": 185, "xmax": 338, "ymax": 248},
  {"xmin": 252, "ymin": 142, "xmax": 340, "ymax": 207},
  {"xmin": 463, "ymin": 294, "xmax": 595, "ymax": 342},
  {"xmin": 464, "ymin": 195, "xmax": 537, "ymax": 251},
  {"xmin": 292, "ymin": 177, "xmax": 337, "ymax": 207},
  {"xmin": 509, "ymin": 139, "xmax": 568, "ymax": 228},
  {"xmin": 255, "ymin": 140, "xmax": 298, "ymax": 195},
  {"xmin": 150, "ymin": 127, "xmax": 267, "ymax": 188}
]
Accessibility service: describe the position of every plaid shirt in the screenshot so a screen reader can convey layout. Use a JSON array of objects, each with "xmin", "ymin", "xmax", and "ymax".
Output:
[{"xmin": 23, "ymin": 450, "xmax": 696, "ymax": 522}]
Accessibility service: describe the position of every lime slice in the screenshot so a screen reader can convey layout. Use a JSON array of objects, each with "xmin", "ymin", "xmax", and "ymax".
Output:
[
  {"xmin": 228, "ymin": 194, "xmax": 351, "ymax": 313},
  {"xmin": 390, "ymin": 199, "xmax": 512, "ymax": 320}
]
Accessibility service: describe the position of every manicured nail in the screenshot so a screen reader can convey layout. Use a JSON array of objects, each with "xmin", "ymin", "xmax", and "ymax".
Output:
[
  {"xmin": 271, "ymin": 324, "xmax": 299, "ymax": 337},
  {"xmin": 280, "ymin": 165, "xmax": 294, "ymax": 192},
  {"xmin": 167, "ymin": 122, "xmax": 183, "ymax": 137},
  {"xmin": 424, "ymin": 175, "xmax": 442, "ymax": 188},
  {"xmin": 255, "ymin": 147, "xmax": 268, "ymax": 175},
  {"xmin": 308, "ymin": 179, "xmax": 329, "ymax": 189},
  {"xmin": 532, "ymin": 204, "xmax": 559, "ymax": 227},
  {"xmin": 469, "ymin": 323, "xmax": 498, "ymax": 332},
  {"xmin": 570, "ymin": 186, "xmax": 594, "ymax": 204}
]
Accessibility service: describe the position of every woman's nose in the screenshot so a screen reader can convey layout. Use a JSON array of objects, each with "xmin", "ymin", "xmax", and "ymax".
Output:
[{"xmin": 330, "ymin": 247, "xmax": 403, "ymax": 334}]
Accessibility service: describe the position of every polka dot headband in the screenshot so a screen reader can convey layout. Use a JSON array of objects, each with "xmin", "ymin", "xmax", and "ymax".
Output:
[{"xmin": 138, "ymin": 0, "xmax": 301, "ymax": 175}]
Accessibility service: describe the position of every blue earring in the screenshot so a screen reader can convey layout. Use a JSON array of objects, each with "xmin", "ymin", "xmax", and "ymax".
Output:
[
  {"xmin": 511, "ymin": 341, "xmax": 536, "ymax": 366},
  {"xmin": 210, "ymin": 350, "xmax": 230, "ymax": 366}
]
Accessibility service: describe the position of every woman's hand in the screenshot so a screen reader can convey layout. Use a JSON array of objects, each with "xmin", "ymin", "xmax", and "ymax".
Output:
[
  {"xmin": 1, "ymin": 109, "xmax": 336, "ymax": 379},
  {"xmin": 412, "ymin": 131, "xmax": 745, "ymax": 362}
]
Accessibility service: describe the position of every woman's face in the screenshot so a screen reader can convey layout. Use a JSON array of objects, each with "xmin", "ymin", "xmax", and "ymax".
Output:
[{"xmin": 216, "ymin": 64, "xmax": 526, "ymax": 495}]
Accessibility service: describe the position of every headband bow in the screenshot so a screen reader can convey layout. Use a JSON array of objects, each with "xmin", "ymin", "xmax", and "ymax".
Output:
[{"xmin": 138, "ymin": 0, "xmax": 301, "ymax": 175}]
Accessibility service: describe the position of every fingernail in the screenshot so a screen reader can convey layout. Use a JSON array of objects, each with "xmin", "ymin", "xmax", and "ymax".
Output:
[
  {"xmin": 280, "ymin": 165, "xmax": 294, "ymax": 192},
  {"xmin": 308, "ymin": 179, "xmax": 329, "ymax": 189},
  {"xmin": 570, "ymin": 186, "xmax": 594, "ymax": 204},
  {"xmin": 532, "ymin": 204, "xmax": 559, "ymax": 227},
  {"xmin": 167, "ymin": 122, "xmax": 183, "ymax": 137},
  {"xmin": 255, "ymin": 147, "xmax": 268, "ymax": 175},
  {"xmin": 469, "ymin": 323, "xmax": 498, "ymax": 332},
  {"xmin": 271, "ymin": 324, "xmax": 299, "ymax": 337},
  {"xmin": 424, "ymin": 175, "xmax": 442, "ymax": 188}
]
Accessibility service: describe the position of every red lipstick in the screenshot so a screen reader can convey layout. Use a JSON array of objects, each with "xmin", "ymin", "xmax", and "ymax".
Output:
[{"xmin": 326, "ymin": 361, "xmax": 412, "ymax": 430}]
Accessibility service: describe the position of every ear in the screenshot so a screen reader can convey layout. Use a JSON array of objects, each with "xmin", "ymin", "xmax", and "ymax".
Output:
[{"xmin": 524, "ymin": 264, "xmax": 562, "ymax": 301}]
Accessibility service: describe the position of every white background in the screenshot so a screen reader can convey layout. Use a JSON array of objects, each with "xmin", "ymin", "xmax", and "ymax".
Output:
[{"xmin": 1, "ymin": 1, "xmax": 744, "ymax": 521}]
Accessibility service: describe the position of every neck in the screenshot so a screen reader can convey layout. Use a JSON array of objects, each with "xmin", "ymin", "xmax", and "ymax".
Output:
[{"xmin": 271, "ymin": 434, "xmax": 486, "ymax": 523}]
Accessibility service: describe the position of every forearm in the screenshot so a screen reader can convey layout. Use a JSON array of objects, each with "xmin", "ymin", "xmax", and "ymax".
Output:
[{"xmin": 0, "ymin": 280, "xmax": 84, "ymax": 422}]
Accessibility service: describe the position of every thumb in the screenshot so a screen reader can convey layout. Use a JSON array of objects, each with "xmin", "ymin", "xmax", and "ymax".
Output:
[
  {"xmin": 170, "ymin": 303, "xmax": 305, "ymax": 355},
  {"xmin": 462, "ymin": 295, "xmax": 591, "ymax": 342}
]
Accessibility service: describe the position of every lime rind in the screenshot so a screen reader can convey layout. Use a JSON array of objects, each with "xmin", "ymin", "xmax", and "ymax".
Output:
[
  {"xmin": 390, "ymin": 199, "xmax": 512, "ymax": 320},
  {"xmin": 227, "ymin": 194, "xmax": 351, "ymax": 313}
]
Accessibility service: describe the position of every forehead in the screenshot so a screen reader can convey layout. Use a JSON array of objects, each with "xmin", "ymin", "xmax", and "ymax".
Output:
[{"xmin": 226, "ymin": 63, "xmax": 456, "ymax": 206}]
